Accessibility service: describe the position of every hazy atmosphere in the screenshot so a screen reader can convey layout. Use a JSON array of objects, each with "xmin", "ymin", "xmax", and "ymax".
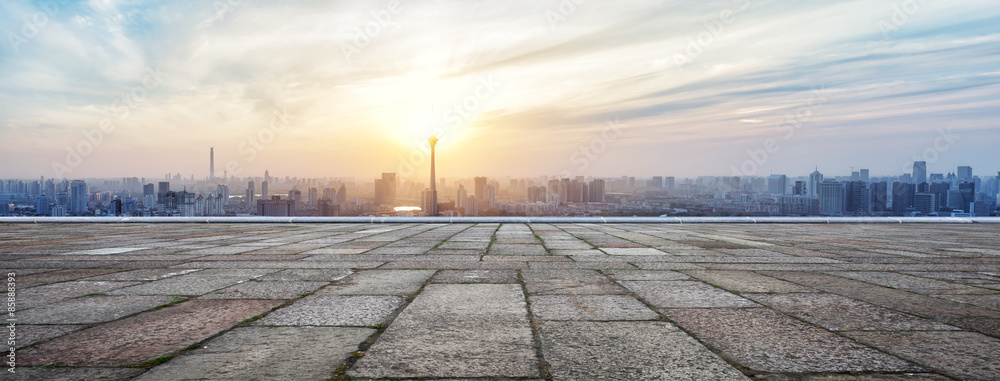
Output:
[{"xmin": 2, "ymin": 0, "xmax": 998, "ymax": 180}]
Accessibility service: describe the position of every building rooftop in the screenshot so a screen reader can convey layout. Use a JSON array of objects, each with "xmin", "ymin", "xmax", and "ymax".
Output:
[{"xmin": 3, "ymin": 222, "xmax": 1000, "ymax": 380}]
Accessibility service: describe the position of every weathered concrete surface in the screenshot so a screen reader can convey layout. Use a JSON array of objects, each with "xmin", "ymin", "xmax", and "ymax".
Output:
[
  {"xmin": 254, "ymin": 295, "xmax": 404, "ymax": 326},
  {"xmin": 4, "ymin": 223, "xmax": 1000, "ymax": 380},
  {"xmin": 134, "ymin": 326, "xmax": 373, "ymax": 380},
  {"xmin": 663, "ymin": 308, "xmax": 922, "ymax": 373},
  {"xmin": 538, "ymin": 321, "xmax": 749, "ymax": 380},
  {"xmin": 349, "ymin": 284, "xmax": 538, "ymax": 378},
  {"xmin": 19, "ymin": 299, "xmax": 282, "ymax": 366}
]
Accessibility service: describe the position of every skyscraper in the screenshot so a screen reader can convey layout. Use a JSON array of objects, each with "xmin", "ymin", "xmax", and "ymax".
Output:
[
  {"xmin": 70, "ymin": 180, "xmax": 88, "ymax": 215},
  {"xmin": 474, "ymin": 176, "xmax": 488, "ymax": 199},
  {"xmin": 912, "ymin": 161, "xmax": 927, "ymax": 184},
  {"xmin": 860, "ymin": 169, "xmax": 869, "ymax": 183},
  {"xmin": 819, "ymin": 180, "xmax": 844, "ymax": 215},
  {"xmin": 209, "ymin": 147, "xmax": 215, "ymax": 180},
  {"xmin": 374, "ymin": 173, "xmax": 397, "ymax": 206},
  {"xmin": 261, "ymin": 181, "xmax": 269, "ymax": 200},
  {"xmin": 246, "ymin": 181, "xmax": 255, "ymax": 204},
  {"xmin": 768, "ymin": 174, "xmax": 788, "ymax": 195},
  {"xmin": 308, "ymin": 188, "xmax": 318, "ymax": 208},
  {"xmin": 957, "ymin": 166, "xmax": 972, "ymax": 181},
  {"xmin": 589, "ymin": 179, "xmax": 606, "ymax": 203},
  {"xmin": 892, "ymin": 182, "xmax": 916, "ymax": 216},
  {"xmin": 809, "ymin": 168, "xmax": 824, "ymax": 197}
]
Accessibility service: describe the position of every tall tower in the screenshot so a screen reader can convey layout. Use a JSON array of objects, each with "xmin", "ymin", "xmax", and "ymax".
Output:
[
  {"xmin": 210, "ymin": 147, "xmax": 215, "ymax": 181},
  {"xmin": 427, "ymin": 134, "xmax": 439, "ymax": 216}
]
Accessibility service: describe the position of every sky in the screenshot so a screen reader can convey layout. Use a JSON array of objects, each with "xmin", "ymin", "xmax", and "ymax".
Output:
[{"xmin": 1, "ymin": 0, "xmax": 998, "ymax": 181}]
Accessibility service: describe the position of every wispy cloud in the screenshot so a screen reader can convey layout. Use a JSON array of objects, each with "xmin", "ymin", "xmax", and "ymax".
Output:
[{"xmin": 0, "ymin": 0, "xmax": 997, "ymax": 179}]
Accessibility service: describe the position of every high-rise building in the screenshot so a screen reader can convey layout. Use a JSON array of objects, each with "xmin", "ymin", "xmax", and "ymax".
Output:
[
  {"xmin": 929, "ymin": 182, "xmax": 950, "ymax": 210},
  {"xmin": 860, "ymin": 169, "xmax": 870, "ymax": 183},
  {"xmin": 337, "ymin": 184, "xmax": 347, "ymax": 204},
  {"xmin": 374, "ymin": 173, "xmax": 397, "ymax": 206},
  {"xmin": 957, "ymin": 166, "xmax": 972, "ymax": 181},
  {"xmin": 892, "ymin": 182, "xmax": 916, "ymax": 216},
  {"xmin": 589, "ymin": 179, "xmax": 606, "ymax": 203},
  {"xmin": 257, "ymin": 196, "xmax": 296, "ymax": 217},
  {"xmin": 808, "ymin": 168, "xmax": 824, "ymax": 197},
  {"xmin": 474, "ymin": 177, "xmax": 488, "ymax": 198},
  {"xmin": 870, "ymin": 181, "xmax": 888, "ymax": 212},
  {"xmin": 844, "ymin": 181, "xmax": 870, "ymax": 214},
  {"xmin": 457, "ymin": 185, "xmax": 469, "ymax": 211},
  {"xmin": 209, "ymin": 147, "xmax": 215, "ymax": 180},
  {"xmin": 913, "ymin": 193, "xmax": 938, "ymax": 214},
  {"xmin": 261, "ymin": 181, "xmax": 269, "ymax": 200},
  {"xmin": 792, "ymin": 181, "xmax": 806, "ymax": 196},
  {"xmin": 768, "ymin": 174, "xmax": 788, "ymax": 195},
  {"xmin": 288, "ymin": 188, "xmax": 302, "ymax": 208},
  {"xmin": 818, "ymin": 180, "xmax": 844, "ymax": 215},
  {"xmin": 912, "ymin": 161, "xmax": 927, "ymax": 184},
  {"xmin": 36, "ymin": 195, "xmax": 51, "ymax": 216},
  {"xmin": 483, "ymin": 184, "xmax": 496, "ymax": 209},
  {"xmin": 318, "ymin": 198, "xmax": 339, "ymax": 216},
  {"xmin": 246, "ymin": 181, "xmax": 255, "ymax": 204},
  {"xmin": 663, "ymin": 177, "xmax": 675, "ymax": 190},
  {"xmin": 70, "ymin": 180, "xmax": 88, "ymax": 215},
  {"xmin": 308, "ymin": 188, "xmax": 318, "ymax": 208}
]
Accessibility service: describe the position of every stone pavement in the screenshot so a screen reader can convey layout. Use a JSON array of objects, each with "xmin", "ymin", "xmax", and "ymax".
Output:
[{"xmin": 2, "ymin": 222, "xmax": 1000, "ymax": 380}]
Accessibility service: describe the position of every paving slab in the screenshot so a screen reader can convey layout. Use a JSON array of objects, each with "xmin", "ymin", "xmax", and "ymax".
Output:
[
  {"xmin": 255, "ymin": 295, "xmax": 404, "ymax": 326},
  {"xmin": 682, "ymin": 270, "xmax": 814, "ymax": 293},
  {"xmin": 200, "ymin": 280, "xmax": 327, "ymax": 299},
  {"xmin": 488, "ymin": 244, "xmax": 547, "ymax": 256},
  {"xmin": 349, "ymin": 284, "xmax": 537, "ymax": 378},
  {"xmin": 663, "ymin": 308, "xmax": 921, "ymax": 373},
  {"xmin": 602, "ymin": 269, "xmax": 691, "ymax": 281},
  {"xmin": 13, "ymin": 324, "xmax": 82, "ymax": 348},
  {"xmin": 255, "ymin": 268, "xmax": 353, "ymax": 281},
  {"xmin": 601, "ymin": 248, "xmax": 668, "ymax": 256},
  {"xmin": 18, "ymin": 281, "xmax": 142, "ymax": 310},
  {"xmin": 844, "ymin": 331, "xmax": 1000, "ymax": 381},
  {"xmin": 621, "ymin": 281, "xmax": 758, "ymax": 308},
  {"xmin": 539, "ymin": 321, "xmax": 748, "ymax": 381},
  {"xmin": 83, "ymin": 268, "xmax": 202, "ymax": 281},
  {"xmin": 134, "ymin": 326, "xmax": 373, "ymax": 381},
  {"xmin": 745, "ymin": 293, "xmax": 958, "ymax": 331},
  {"xmin": 18, "ymin": 295, "xmax": 177, "ymax": 324},
  {"xmin": 431, "ymin": 269, "xmax": 519, "ymax": 283},
  {"xmin": 530, "ymin": 294, "xmax": 659, "ymax": 321},
  {"xmin": 4, "ymin": 368, "xmax": 145, "ymax": 381},
  {"xmin": 523, "ymin": 269, "xmax": 625, "ymax": 295},
  {"xmin": 19, "ymin": 299, "xmax": 283, "ymax": 367},
  {"xmin": 318, "ymin": 270, "xmax": 434, "ymax": 295},
  {"xmin": 828, "ymin": 271, "xmax": 993, "ymax": 294}
]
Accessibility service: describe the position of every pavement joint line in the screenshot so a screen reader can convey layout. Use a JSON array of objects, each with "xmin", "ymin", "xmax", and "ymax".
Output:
[
  {"xmin": 329, "ymin": 270, "xmax": 437, "ymax": 380},
  {"xmin": 518, "ymin": 269, "xmax": 553, "ymax": 381}
]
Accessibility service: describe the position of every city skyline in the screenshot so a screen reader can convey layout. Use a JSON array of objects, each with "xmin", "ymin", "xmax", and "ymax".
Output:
[{"xmin": 1, "ymin": 1, "xmax": 998, "ymax": 179}]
